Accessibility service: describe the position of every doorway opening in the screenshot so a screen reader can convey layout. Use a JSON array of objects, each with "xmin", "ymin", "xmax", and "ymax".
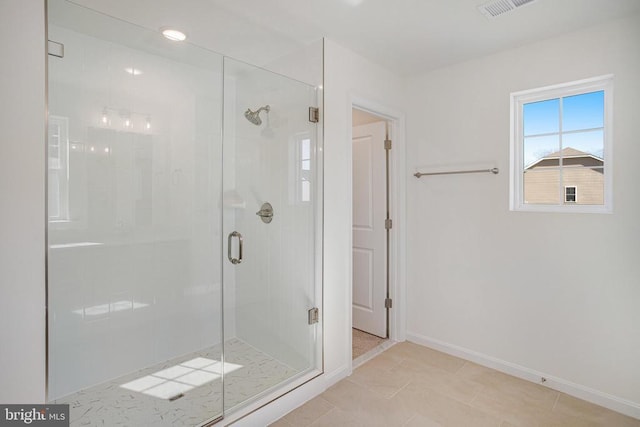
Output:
[{"xmin": 351, "ymin": 107, "xmax": 393, "ymax": 362}]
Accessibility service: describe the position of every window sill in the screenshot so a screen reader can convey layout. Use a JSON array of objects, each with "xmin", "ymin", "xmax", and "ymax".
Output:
[{"xmin": 511, "ymin": 204, "xmax": 612, "ymax": 214}]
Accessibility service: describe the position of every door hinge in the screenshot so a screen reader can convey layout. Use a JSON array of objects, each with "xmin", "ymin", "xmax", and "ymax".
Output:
[
  {"xmin": 48, "ymin": 40, "xmax": 64, "ymax": 58},
  {"xmin": 309, "ymin": 107, "xmax": 319, "ymax": 123},
  {"xmin": 385, "ymin": 219, "xmax": 393, "ymax": 230},
  {"xmin": 308, "ymin": 307, "xmax": 319, "ymax": 325},
  {"xmin": 385, "ymin": 298, "xmax": 393, "ymax": 309},
  {"xmin": 384, "ymin": 139, "xmax": 392, "ymax": 150}
]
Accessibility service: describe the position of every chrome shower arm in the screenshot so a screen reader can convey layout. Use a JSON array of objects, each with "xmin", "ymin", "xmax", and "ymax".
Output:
[{"xmin": 254, "ymin": 105, "xmax": 270, "ymax": 114}]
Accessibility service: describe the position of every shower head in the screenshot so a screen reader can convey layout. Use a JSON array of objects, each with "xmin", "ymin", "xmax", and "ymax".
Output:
[{"xmin": 244, "ymin": 105, "xmax": 270, "ymax": 126}]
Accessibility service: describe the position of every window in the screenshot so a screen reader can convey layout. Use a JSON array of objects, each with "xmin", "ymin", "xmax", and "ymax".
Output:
[
  {"xmin": 290, "ymin": 134, "xmax": 313, "ymax": 204},
  {"xmin": 510, "ymin": 75, "xmax": 613, "ymax": 213},
  {"xmin": 300, "ymin": 137, "xmax": 311, "ymax": 202},
  {"xmin": 564, "ymin": 186, "xmax": 576, "ymax": 203},
  {"xmin": 48, "ymin": 115, "xmax": 70, "ymax": 220}
]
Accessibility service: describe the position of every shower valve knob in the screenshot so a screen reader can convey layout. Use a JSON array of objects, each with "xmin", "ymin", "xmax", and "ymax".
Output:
[{"xmin": 256, "ymin": 202, "xmax": 274, "ymax": 223}]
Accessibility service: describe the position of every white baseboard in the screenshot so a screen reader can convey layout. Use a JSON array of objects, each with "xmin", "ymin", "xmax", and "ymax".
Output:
[
  {"xmin": 352, "ymin": 339, "xmax": 397, "ymax": 369},
  {"xmin": 406, "ymin": 332, "xmax": 640, "ymax": 420},
  {"xmin": 322, "ymin": 364, "xmax": 351, "ymax": 386}
]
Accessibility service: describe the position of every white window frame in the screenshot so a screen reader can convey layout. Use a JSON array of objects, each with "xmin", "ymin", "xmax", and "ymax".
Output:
[
  {"xmin": 564, "ymin": 186, "xmax": 577, "ymax": 203},
  {"xmin": 510, "ymin": 75, "xmax": 613, "ymax": 213}
]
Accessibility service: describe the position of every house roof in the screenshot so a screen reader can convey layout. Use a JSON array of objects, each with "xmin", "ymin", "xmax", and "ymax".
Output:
[{"xmin": 525, "ymin": 147, "xmax": 603, "ymax": 169}]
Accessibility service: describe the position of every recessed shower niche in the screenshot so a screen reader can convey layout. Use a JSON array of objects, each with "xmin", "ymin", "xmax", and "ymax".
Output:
[{"xmin": 46, "ymin": 1, "xmax": 323, "ymax": 425}]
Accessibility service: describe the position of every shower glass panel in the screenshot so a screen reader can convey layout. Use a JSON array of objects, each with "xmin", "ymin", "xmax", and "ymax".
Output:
[
  {"xmin": 222, "ymin": 58, "xmax": 321, "ymax": 412},
  {"xmin": 48, "ymin": 0, "xmax": 322, "ymax": 424},
  {"xmin": 47, "ymin": 0, "xmax": 224, "ymax": 425}
]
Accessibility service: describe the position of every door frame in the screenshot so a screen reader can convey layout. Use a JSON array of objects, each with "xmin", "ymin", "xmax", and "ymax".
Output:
[{"xmin": 348, "ymin": 96, "xmax": 407, "ymax": 367}]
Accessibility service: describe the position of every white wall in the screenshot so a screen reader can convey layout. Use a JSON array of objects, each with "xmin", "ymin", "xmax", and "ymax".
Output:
[
  {"xmin": 405, "ymin": 14, "xmax": 640, "ymax": 416},
  {"xmin": 0, "ymin": 0, "xmax": 46, "ymax": 403},
  {"xmin": 322, "ymin": 39, "xmax": 406, "ymax": 378}
]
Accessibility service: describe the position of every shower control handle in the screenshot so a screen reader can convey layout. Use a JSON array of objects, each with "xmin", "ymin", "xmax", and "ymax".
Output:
[
  {"xmin": 256, "ymin": 202, "xmax": 274, "ymax": 224},
  {"xmin": 227, "ymin": 231, "xmax": 243, "ymax": 265},
  {"xmin": 256, "ymin": 208, "xmax": 273, "ymax": 218}
]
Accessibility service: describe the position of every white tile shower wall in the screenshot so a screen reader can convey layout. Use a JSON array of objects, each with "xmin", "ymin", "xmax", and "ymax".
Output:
[
  {"xmin": 223, "ymin": 73, "xmax": 238, "ymax": 342},
  {"xmin": 0, "ymin": 0, "xmax": 324, "ymax": 410},
  {"xmin": 46, "ymin": 23, "xmax": 224, "ymax": 399},
  {"xmin": 225, "ymin": 61, "xmax": 317, "ymax": 372}
]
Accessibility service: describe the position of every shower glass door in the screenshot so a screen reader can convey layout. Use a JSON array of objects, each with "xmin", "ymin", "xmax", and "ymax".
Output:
[
  {"xmin": 222, "ymin": 57, "xmax": 322, "ymax": 411},
  {"xmin": 47, "ymin": 1, "xmax": 223, "ymax": 425}
]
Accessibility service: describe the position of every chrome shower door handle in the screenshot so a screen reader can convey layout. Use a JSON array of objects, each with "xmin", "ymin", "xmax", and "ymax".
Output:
[{"xmin": 227, "ymin": 231, "xmax": 243, "ymax": 265}]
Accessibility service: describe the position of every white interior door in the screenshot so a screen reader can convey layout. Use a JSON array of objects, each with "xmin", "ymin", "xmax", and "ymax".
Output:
[{"xmin": 352, "ymin": 121, "xmax": 387, "ymax": 338}]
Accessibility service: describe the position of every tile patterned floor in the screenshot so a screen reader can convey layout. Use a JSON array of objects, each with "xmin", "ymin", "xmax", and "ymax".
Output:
[
  {"xmin": 55, "ymin": 338, "xmax": 298, "ymax": 426},
  {"xmin": 271, "ymin": 341, "xmax": 640, "ymax": 427}
]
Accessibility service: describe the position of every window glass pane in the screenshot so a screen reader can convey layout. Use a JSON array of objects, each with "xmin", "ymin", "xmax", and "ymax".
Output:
[
  {"xmin": 523, "ymin": 98, "xmax": 559, "ymax": 136},
  {"xmin": 49, "ymin": 147, "xmax": 61, "ymax": 169},
  {"xmin": 523, "ymin": 168, "xmax": 560, "ymax": 205},
  {"xmin": 49, "ymin": 173, "xmax": 60, "ymax": 218},
  {"xmin": 563, "ymin": 168, "xmax": 604, "ymax": 205},
  {"xmin": 301, "ymin": 179, "xmax": 310, "ymax": 202},
  {"xmin": 301, "ymin": 139, "xmax": 310, "ymax": 159},
  {"xmin": 564, "ymin": 186, "xmax": 576, "ymax": 203},
  {"xmin": 523, "ymin": 134, "xmax": 559, "ymax": 168},
  {"xmin": 562, "ymin": 91, "xmax": 604, "ymax": 132},
  {"xmin": 301, "ymin": 159, "xmax": 310, "ymax": 171},
  {"xmin": 562, "ymin": 129, "xmax": 604, "ymax": 159}
]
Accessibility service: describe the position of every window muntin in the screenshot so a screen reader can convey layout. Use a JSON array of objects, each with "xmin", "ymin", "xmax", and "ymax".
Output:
[
  {"xmin": 510, "ymin": 76, "xmax": 612, "ymax": 213},
  {"xmin": 565, "ymin": 186, "xmax": 577, "ymax": 203}
]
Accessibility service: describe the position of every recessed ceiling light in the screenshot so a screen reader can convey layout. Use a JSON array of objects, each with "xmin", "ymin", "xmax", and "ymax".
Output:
[
  {"xmin": 161, "ymin": 28, "xmax": 187, "ymax": 42},
  {"xmin": 124, "ymin": 67, "xmax": 143, "ymax": 76}
]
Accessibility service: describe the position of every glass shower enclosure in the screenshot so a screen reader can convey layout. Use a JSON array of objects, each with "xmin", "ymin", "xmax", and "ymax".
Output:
[{"xmin": 46, "ymin": 1, "xmax": 322, "ymax": 425}]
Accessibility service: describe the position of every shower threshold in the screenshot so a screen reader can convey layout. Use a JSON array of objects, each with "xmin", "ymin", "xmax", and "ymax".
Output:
[{"xmin": 54, "ymin": 338, "xmax": 300, "ymax": 426}]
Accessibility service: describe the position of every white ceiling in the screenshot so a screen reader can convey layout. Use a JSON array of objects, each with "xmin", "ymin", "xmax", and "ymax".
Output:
[{"xmin": 71, "ymin": 0, "xmax": 640, "ymax": 77}]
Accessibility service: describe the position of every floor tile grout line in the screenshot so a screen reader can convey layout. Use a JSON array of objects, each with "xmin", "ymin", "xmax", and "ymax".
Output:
[
  {"xmin": 284, "ymin": 397, "xmax": 335, "ymax": 427},
  {"xmin": 551, "ymin": 392, "xmax": 560, "ymax": 412},
  {"xmin": 454, "ymin": 359, "xmax": 468, "ymax": 375},
  {"xmin": 307, "ymin": 407, "xmax": 339, "ymax": 427},
  {"xmin": 469, "ymin": 389, "xmax": 480, "ymax": 406},
  {"xmin": 401, "ymin": 413, "xmax": 418, "ymax": 427},
  {"xmin": 386, "ymin": 377, "xmax": 413, "ymax": 400}
]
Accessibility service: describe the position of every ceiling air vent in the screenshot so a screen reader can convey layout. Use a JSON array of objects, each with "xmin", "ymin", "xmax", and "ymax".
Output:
[{"xmin": 478, "ymin": 0, "xmax": 538, "ymax": 19}]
